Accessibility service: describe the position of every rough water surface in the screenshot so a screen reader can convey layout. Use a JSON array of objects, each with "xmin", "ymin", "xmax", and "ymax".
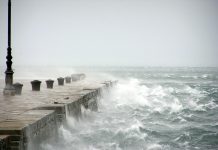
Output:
[{"xmin": 31, "ymin": 67, "xmax": 218, "ymax": 150}]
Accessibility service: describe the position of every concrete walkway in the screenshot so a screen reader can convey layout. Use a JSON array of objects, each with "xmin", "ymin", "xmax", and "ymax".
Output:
[{"xmin": 0, "ymin": 78, "xmax": 113, "ymax": 149}]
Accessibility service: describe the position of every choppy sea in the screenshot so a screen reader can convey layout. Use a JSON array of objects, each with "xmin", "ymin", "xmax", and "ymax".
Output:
[{"xmin": 6, "ymin": 67, "xmax": 218, "ymax": 150}]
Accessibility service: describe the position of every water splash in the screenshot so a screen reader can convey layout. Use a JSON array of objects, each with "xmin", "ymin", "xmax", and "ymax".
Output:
[{"xmin": 38, "ymin": 67, "xmax": 218, "ymax": 150}]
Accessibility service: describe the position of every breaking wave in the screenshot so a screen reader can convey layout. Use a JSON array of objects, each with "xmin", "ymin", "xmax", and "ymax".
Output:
[{"xmin": 38, "ymin": 67, "xmax": 218, "ymax": 150}]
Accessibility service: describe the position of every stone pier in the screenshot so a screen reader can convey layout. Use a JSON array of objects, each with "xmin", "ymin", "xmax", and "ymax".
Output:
[{"xmin": 0, "ymin": 79, "xmax": 116, "ymax": 150}]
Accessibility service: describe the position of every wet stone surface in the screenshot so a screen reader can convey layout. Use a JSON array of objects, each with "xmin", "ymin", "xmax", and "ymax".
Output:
[{"xmin": 0, "ymin": 78, "xmax": 112, "ymax": 149}]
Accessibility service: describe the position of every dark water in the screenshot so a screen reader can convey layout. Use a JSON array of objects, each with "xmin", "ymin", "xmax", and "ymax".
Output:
[{"xmin": 39, "ymin": 67, "xmax": 218, "ymax": 150}]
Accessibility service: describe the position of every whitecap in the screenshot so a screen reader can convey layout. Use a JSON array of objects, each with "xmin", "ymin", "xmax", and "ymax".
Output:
[{"xmin": 147, "ymin": 144, "xmax": 162, "ymax": 150}]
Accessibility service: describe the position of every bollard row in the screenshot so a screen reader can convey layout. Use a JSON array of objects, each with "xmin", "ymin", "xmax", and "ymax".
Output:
[
  {"xmin": 12, "ymin": 74, "xmax": 86, "ymax": 94},
  {"xmin": 31, "ymin": 77, "xmax": 66, "ymax": 91}
]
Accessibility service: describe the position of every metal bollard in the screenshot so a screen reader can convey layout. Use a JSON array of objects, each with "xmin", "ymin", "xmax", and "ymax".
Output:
[
  {"xmin": 57, "ymin": 77, "xmax": 64, "ymax": 86},
  {"xmin": 46, "ymin": 79, "xmax": 54, "ymax": 89},
  {"xmin": 65, "ymin": 76, "xmax": 71, "ymax": 83},
  {"xmin": 13, "ymin": 83, "xmax": 23, "ymax": 95},
  {"xmin": 31, "ymin": 80, "xmax": 41, "ymax": 91},
  {"xmin": 71, "ymin": 74, "xmax": 80, "ymax": 81}
]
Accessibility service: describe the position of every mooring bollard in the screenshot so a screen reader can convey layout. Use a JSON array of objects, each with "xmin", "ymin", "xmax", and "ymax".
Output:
[
  {"xmin": 57, "ymin": 77, "xmax": 64, "ymax": 86},
  {"xmin": 46, "ymin": 79, "xmax": 54, "ymax": 89},
  {"xmin": 71, "ymin": 74, "xmax": 78, "ymax": 81},
  {"xmin": 79, "ymin": 73, "xmax": 86, "ymax": 80},
  {"xmin": 71, "ymin": 73, "xmax": 86, "ymax": 81},
  {"xmin": 13, "ymin": 83, "xmax": 23, "ymax": 95},
  {"xmin": 65, "ymin": 76, "xmax": 71, "ymax": 83},
  {"xmin": 31, "ymin": 80, "xmax": 41, "ymax": 91}
]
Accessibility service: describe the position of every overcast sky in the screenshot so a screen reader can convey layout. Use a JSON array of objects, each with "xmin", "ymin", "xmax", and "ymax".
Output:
[{"xmin": 0, "ymin": 0, "xmax": 218, "ymax": 67}]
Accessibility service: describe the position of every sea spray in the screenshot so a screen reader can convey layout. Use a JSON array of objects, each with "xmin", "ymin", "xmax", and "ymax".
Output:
[{"xmin": 38, "ymin": 67, "xmax": 218, "ymax": 150}]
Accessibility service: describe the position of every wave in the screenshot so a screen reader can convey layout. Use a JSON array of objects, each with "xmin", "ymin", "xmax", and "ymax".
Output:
[{"xmin": 37, "ymin": 68, "xmax": 218, "ymax": 150}]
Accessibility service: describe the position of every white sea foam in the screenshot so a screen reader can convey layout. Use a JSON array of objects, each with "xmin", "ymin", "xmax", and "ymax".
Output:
[
  {"xmin": 109, "ymin": 78, "xmax": 184, "ymax": 113},
  {"xmin": 147, "ymin": 144, "xmax": 162, "ymax": 150},
  {"xmin": 37, "ymin": 67, "xmax": 218, "ymax": 150}
]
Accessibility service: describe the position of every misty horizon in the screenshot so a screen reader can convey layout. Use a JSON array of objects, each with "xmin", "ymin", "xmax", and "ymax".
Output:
[{"xmin": 0, "ymin": 0, "xmax": 218, "ymax": 67}]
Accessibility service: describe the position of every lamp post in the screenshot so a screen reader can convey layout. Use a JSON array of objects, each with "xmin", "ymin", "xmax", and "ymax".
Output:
[{"xmin": 3, "ymin": 0, "xmax": 15, "ymax": 96}]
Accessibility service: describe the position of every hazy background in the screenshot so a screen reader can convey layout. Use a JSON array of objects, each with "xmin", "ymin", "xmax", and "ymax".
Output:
[{"xmin": 0, "ymin": 0, "xmax": 218, "ymax": 67}]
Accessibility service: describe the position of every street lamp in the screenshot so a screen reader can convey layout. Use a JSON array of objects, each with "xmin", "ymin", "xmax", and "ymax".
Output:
[{"xmin": 3, "ymin": 0, "xmax": 15, "ymax": 96}]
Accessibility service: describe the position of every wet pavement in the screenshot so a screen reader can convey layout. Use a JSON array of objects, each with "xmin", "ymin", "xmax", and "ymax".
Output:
[{"xmin": 0, "ymin": 78, "xmax": 106, "ymax": 134}]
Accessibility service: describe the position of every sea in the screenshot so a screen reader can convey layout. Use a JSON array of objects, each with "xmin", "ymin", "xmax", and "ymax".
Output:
[{"xmin": 2, "ymin": 66, "xmax": 218, "ymax": 150}]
